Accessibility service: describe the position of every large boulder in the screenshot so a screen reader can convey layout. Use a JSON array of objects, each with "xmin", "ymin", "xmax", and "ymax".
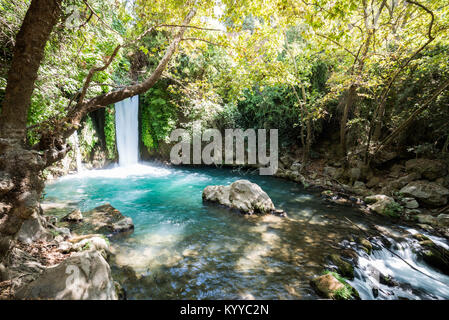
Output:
[
  {"xmin": 400, "ymin": 181, "xmax": 449, "ymax": 207},
  {"xmin": 364, "ymin": 195, "xmax": 398, "ymax": 216},
  {"xmin": 15, "ymin": 250, "xmax": 118, "ymax": 300},
  {"xmin": 405, "ymin": 159, "xmax": 447, "ymax": 181},
  {"xmin": 202, "ymin": 180, "xmax": 285, "ymax": 216},
  {"xmin": 59, "ymin": 204, "xmax": 134, "ymax": 236}
]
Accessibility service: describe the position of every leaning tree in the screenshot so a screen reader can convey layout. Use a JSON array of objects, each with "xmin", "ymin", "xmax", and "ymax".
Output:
[
  {"xmin": 0, "ymin": 0, "xmax": 289, "ymax": 256},
  {"xmin": 0, "ymin": 0, "xmax": 199, "ymax": 255}
]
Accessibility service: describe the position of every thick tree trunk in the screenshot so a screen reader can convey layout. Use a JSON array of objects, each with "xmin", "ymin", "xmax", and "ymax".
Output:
[
  {"xmin": 0, "ymin": 3, "xmax": 196, "ymax": 258},
  {"xmin": 0, "ymin": 0, "xmax": 62, "ymax": 144},
  {"xmin": 0, "ymin": 0, "xmax": 62, "ymax": 257}
]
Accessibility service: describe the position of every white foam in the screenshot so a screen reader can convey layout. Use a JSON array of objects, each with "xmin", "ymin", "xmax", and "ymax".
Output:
[{"xmin": 59, "ymin": 163, "xmax": 172, "ymax": 180}]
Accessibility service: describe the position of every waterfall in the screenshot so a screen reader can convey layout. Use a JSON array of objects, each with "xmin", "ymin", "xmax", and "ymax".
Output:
[
  {"xmin": 70, "ymin": 131, "xmax": 83, "ymax": 172},
  {"xmin": 115, "ymin": 95, "xmax": 139, "ymax": 166}
]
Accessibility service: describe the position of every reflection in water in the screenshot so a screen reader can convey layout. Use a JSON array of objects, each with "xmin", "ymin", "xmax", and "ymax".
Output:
[{"xmin": 44, "ymin": 163, "xmax": 449, "ymax": 300}]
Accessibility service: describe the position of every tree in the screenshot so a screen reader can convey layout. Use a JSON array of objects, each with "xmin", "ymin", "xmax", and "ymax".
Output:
[{"xmin": 0, "ymin": 0, "xmax": 197, "ymax": 252}]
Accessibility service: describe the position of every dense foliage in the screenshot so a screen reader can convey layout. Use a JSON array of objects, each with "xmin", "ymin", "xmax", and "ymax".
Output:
[{"xmin": 1, "ymin": 0, "xmax": 448, "ymax": 164}]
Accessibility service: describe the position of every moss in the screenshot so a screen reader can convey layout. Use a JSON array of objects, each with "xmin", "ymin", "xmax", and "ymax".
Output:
[
  {"xmin": 329, "ymin": 254, "xmax": 354, "ymax": 279},
  {"xmin": 104, "ymin": 105, "xmax": 117, "ymax": 160},
  {"xmin": 358, "ymin": 237, "xmax": 373, "ymax": 254},
  {"xmin": 383, "ymin": 202, "xmax": 403, "ymax": 218},
  {"xmin": 322, "ymin": 270, "xmax": 359, "ymax": 300}
]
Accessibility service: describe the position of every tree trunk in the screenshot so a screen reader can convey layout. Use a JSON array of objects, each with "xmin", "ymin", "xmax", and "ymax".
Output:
[
  {"xmin": 0, "ymin": 0, "xmax": 62, "ymax": 144},
  {"xmin": 0, "ymin": 3, "xmax": 196, "ymax": 257},
  {"xmin": 0, "ymin": 0, "xmax": 62, "ymax": 257},
  {"xmin": 339, "ymin": 85, "xmax": 357, "ymax": 157}
]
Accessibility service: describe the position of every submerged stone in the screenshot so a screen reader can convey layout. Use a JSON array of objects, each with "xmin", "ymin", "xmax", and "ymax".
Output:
[{"xmin": 59, "ymin": 204, "xmax": 134, "ymax": 237}]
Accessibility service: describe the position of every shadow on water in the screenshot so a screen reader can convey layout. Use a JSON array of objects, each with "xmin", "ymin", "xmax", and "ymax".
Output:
[{"xmin": 43, "ymin": 163, "xmax": 449, "ymax": 300}]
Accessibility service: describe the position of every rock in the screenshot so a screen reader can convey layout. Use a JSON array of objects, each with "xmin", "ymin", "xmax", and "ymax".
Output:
[
  {"xmin": 405, "ymin": 159, "xmax": 447, "ymax": 181},
  {"xmin": 405, "ymin": 209, "xmax": 421, "ymax": 215},
  {"xmin": 0, "ymin": 172, "xmax": 14, "ymax": 196},
  {"xmin": 60, "ymin": 204, "xmax": 134, "ymax": 237},
  {"xmin": 364, "ymin": 195, "xmax": 398, "ymax": 216},
  {"xmin": 357, "ymin": 238, "xmax": 373, "ymax": 254},
  {"xmin": 349, "ymin": 168, "xmax": 361, "ymax": 183},
  {"xmin": 323, "ymin": 166, "xmax": 337, "ymax": 177},
  {"xmin": 279, "ymin": 155, "xmax": 294, "ymax": 169},
  {"xmin": 416, "ymin": 214, "xmax": 437, "ymax": 226},
  {"xmin": 436, "ymin": 214, "xmax": 449, "ymax": 227},
  {"xmin": 310, "ymin": 273, "xmax": 358, "ymax": 300},
  {"xmin": 310, "ymin": 273, "xmax": 344, "ymax": 299},
  {"xmin": 202, "ymin": 180, "xmax": 282, "ymax": 215},
  {"xmin": 389, "ymin": 172, "xmax": 421, "ymax": 190},
  {"xmin": 329, "ymin": 254, "xmax": 354, "ymax": 279},
  {"xmin": 16, "ymin": 211, "xmax": 52, "ymax": 244},
  {"xmin": 353, "ymin": 181, "xmax": 365, "ymax": 189},
  {"xmin": 401, "ymin": 197, "xmax": 419, "ymax": 209},
  {"xmin": 290, "ymin": 162, "xmax": 303, "ymax": 172},
  {"xmin": 366, "ymin": 176, "xmax": 381, "ymax": 189},
  {"xmin": 72, "ymin": 236, "xmax": 109, "ymax": 252},
  {"xmin": 400, "ymin": 181, "xmax": 449, "ymax": 207},
  {"xmin": 15, "ymin": 251, "xmax": 118, "ymax": 300},
  {"xmin": 417, "ymin": 240, "xmax": 449, "ymax": 275},
  {"xmin": 62, "ymin": 209, "xmax": 83, "ymax": 222},
  {"xmin": 58, "ymin": 241, "xmax": 72, "ymax": 253},
  {"xmin": 389, "ymin": 164, "xmax": 404, "ymax": 178},
  {"xmin": 412, "ymin": 233, "xmax": 429, "ymax": 241}
]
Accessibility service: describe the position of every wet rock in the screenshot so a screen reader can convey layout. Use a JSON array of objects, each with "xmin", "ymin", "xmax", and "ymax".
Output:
[
  {"xmin": 417, "ymin": 240, "xmax": 449, "ymax": 275},
  {"xmin": 202, "ymin": 180, "xmax": 284, "ymax": 216},
  {"xmin": 379, "ymin": 274, "xmax": 399, "ymax": 287},
  {"xmin": 405, "ymin": 159, "xmax": 447, "ymax": 181},
  {"xmin": 401, "ymin": 197, "xmax": 419, "ymax": 209},
  {"xmin": 62, "ymin": 209, "xmax": 83, "ymax": 222},
  {"xmin": 400, "ymin": 181, "xmax": 449, "ymax": 207},
  {"xmin": 60, "ymin": 204, "xmax": 134, "ymax": 237},
  {"xmin": 15, "ymin": 250, "xmax": 117, "ymax": 300},
  {"xmin": 328, "ymin": 254, "xmax": 354, "ymax": 279},
  {"xmin": 365, "ymin": 195, "xmax": 398, "ymax": 216},
  {"xmin": 412, "ymin": 233, "xmax": 429, "ymax": 241},
  {"xmin": 357, "ymin": 237, "xmax": 373, "ymax": 254}
]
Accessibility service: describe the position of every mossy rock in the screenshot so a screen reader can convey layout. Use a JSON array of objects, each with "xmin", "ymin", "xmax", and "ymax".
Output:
[
  {"xmin": 357, "ymin": 237, "xmax": 373, "ymax": 254},
  {"xmin": 417, "ymin": 240, "xmax": 449, "ymax": 275},
  {"xmin": 329, "ymin": 254, "xmax": 354, "ymax": 279},
  {"xmin": 310, "ymin": 271, "xmax": 359, "ymax": 300}
]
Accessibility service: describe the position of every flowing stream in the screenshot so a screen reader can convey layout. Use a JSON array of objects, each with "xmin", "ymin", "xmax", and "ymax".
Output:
[{"xmin": 43, "ymin": 164, "xmax": 449, "ymax": 300}]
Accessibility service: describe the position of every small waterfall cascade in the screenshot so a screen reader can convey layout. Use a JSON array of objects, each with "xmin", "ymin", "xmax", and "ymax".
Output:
[
  {"xmin": 70, "ymin": 131, "xmax": 83, "ymax": 172},
  {"xmin": 115, "ymin": 95, "xmax": 139, "ymax": 166}
]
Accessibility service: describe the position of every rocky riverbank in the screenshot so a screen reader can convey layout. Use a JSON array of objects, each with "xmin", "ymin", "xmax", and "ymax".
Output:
[{"xmin": 0, "ymin": 203, "xmax": 132, "ymax": 300}]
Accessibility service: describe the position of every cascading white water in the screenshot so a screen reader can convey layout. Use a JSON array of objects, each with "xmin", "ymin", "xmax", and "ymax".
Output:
[
  {"xmin": 70, "ymin": 131, "xmax": 83, "ymax": 172},
  {"xmin": 115, "ymin": 95, "xmax": 139, "ymax": 167}
]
